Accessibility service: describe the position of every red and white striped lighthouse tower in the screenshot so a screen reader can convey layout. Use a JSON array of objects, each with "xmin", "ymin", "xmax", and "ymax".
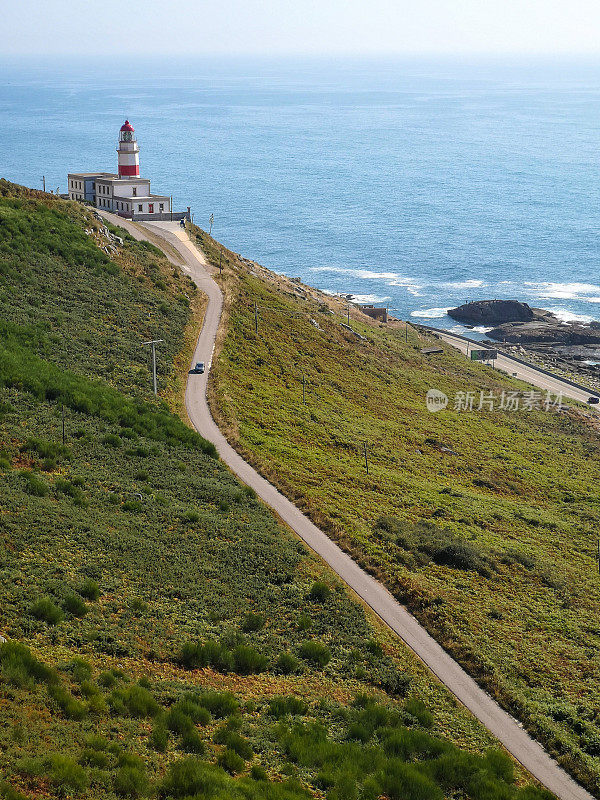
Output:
[{"xmin": 117, "ymin": 120, "xmax": 140, "ymax": 178}]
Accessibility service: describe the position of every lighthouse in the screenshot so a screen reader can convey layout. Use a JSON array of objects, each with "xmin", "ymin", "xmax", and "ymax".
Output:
[
  {"xmin": 67, "ymin": 119, "xmax": 184, "ymax": 221},
  {"xmin": 116, "ymin": 120, "xmax": 140, "ymax": 178}
]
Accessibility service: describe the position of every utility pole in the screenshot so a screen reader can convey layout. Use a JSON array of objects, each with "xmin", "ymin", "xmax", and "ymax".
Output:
[
  {"xmin": 143, "ymin": 339, "xmax": 163, "ymax": 396},
  {"xmin": 209, "ymin": 213, "xmax": 214, "ymax": 235},
  {"xmin": 41, "ymin": 176, "xmax": 46, "ymax": 192},
  {"xmin": 254, "ymin": 303, "xmax": 258, "ymax": 334},
  {"xmin": 363, "ymin": 442, "xmax": 369, "ymax": 475}
]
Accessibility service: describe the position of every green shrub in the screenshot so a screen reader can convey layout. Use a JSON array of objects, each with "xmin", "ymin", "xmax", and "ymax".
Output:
[
  {"xmin": 268, "ymin": 696, "xmax": 308, "ymax": 719},
  {"xmin": 181, "ymin": 729, "xmax": 206, "ymax": 754},
  {"xmin": 275, "ymin": 652, "xmax": 301, "ymax": 675},
  {"xmin": 150, "ymin": 721, "xmax": 169, "ymax": 752},
  {"xmin": 432, "ymin": 541, "xmax": 491, "ymax": 576},
  {"xmin": 22, "ymin": 470, "xmax": 48, "ymax": 496},
  {"xmin": 98, "ymin": 670, "xmax": 117, "ymax": 688},
  {"xmin": 217, "ymin": 748, "xmax": 245, "ymax": 775},
  {"xmin": 166, "ymin": 707, "xmax": 194, "ymax": 735},
  {"xmin": 232, "ymin": 644, "xmax": 268, "ymax": 675},
  {"xmin": 63, "ymin": 593, "xmax": 88, "ymax": 617},
  {"xmin": 160, "ymin": 758, "xmax": 229, "ymax": 797},
  {"xmin": 297, "ymin": 613, "xmax": 312, "ymax": 631},
  {"xmin": 299, "ymin": 640, "xmax": 331, "ymax": 668},
  {"xmin": 114, "ymin": 765, "xmax": 150, "ymax": 798},
  {"xmin": 250, "ymin": 765, "xmax": 268, "ymax": 781},
  {"xmin": 48, "ymin": 683, "xmax": 87, "ymax": 720},
  {"xmin": 0, "ymin": 641, "xmax": 56, "ymax": 687},
  {"xmin": 47, "ymin": 754, "xmax": 89, "ymax": 795},
  {"xmin": 0, "ymin": 781, "xmax": 30, "ymax": 800},
  {"xmin": 80, "ymin": 747, "xmax": 110, "ymax": 768},
  {"xmin": 30, "ymin": 597, "xmax": 64, "ymax": 625},
  {"xmin": 171, "ymin": 696, "xmax": 211, "ymax": 725},
  {"xmin": 404, "ymin": 698, "xmax": 434, "ymax": 728},
  {"xmin": 68, "ymin": 657, "xmax": 92, "ymax": 683},
  {"xmin": 241, "ymin": 612, "xmax": 265, "ymax": 632},
  {"xmin": 198, "ymin": 691, "xmax": 239, "ymax": 718},
  {"xmin": 308, "ymin": 581, "xmax": 331, "ymax": 602},
  {"xmin": 213, "ymin": 727, "xmax": 253, "ymax": 759},
  {"xmin": 110, "ymin": 684, "xmax": 159, "ymax": 718},
  {"xmin": 79, "ymin": 578, "xmax": 100, "ymax": 601},
  {"xmin": 102, "ymin": 433, "xmax": 121, "ymax": 448},
  {"xmin": 380, "ymin": 760, "xmax": 443, "ymax": 800}
]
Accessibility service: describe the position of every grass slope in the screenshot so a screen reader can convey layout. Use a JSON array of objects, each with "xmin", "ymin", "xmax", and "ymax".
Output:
[
  {"xmin": 198, "ymin": 223, "xmax": 600, "ymax": 796},
  {"xmin": 0, "ymin": 183, "xmax": 550, "ymax": 799}
]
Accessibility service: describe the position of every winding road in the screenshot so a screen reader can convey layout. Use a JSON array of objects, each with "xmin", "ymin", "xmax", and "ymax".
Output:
[{"xmin": 99, "ymin": 211, "xmax": 594, "ymax": 800}]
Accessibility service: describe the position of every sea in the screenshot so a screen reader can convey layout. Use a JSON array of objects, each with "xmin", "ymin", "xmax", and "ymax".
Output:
[{"xmin": 2, "ymin": 55, "xmax": 600, "ymax": 334}]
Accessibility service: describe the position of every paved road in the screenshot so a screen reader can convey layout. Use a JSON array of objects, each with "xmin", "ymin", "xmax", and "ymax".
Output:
[
  {"xmin": 433, "ymin": 328, "xmax": 599, "ymax": 408},
  {"xmin": 98, "ymin": 211, "xmax": 594, "ymax": 800}
]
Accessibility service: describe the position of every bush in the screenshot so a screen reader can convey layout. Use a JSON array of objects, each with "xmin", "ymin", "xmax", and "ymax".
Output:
[
  {"xmin": 181, "ymin": 729, "xmax": 206, "ymax": 754},
  {"xmin": 48, "ymin": 683, "xmax": 87, "ymax": 720},
  {"xmin": 217, "ymin": 748, "xmax": 245, "ymax": 775},
  {"xmin": 62, "ymin": 593, "xmax": 88, "ymax": 617},
  {"xmin": 47, "ymin": 754, "xmax": 89, "ymax": 795},
  {"xmin": 275, "ymin": 652, "xmax": 301, "ymax": 675},
  {"xmin": 98, "ymin": 670, "xmax": 117, "ymax": 688},
  {"xmin": 404, "ymin": 698, "xmax": 434, "ymax": 728},
  {"xmin": 308, "ymin": 581, "xmax": 331, "ymax": 602},
  {"xmin": 114, "ymin": 766, "xmax": 150, "ymax": 798},
  {"xmin": 432, "ymin": 541, "xmax": 491, "ymax": 576},
  {"xmin": 241, "ymin": 612, "xmax": 265, "ymax": 632},
  {"xmin": 23, "ymin": 470, "xmax": 48, "ymax": 496},
  {"xmin": 268, "ymin": 696, "xmax": 308, "ymax": 719},
  {"xmin": 79, "ymin": 578, "xmax": 100, "ymax": 601},
  {"xmin": 102, "ymin": 433, "xmax": 121, "ymax": 448},
  {"xmin": 250, "ymin": 765, "xmax": 268, "ymax": 781},
  {"xmin": 380, "ymin": 760, "xmax": 443, "ymax": 800},
  {"xmin": 30, "ymin": 597, "xmax": 64, "ymax": 625},
  {"xmin": 297, "ymin": 613, "xmax": 312, "ymax": 631},
  {"xmin": 150, "ymin": 720, "xmax": 169, "ymax": 752},
  {"xmin": 68, "ymin": 657, "xmax": 92, "ymax": 683},
  {"xmin": 171, "ymin": 696, "xmax": 211, "ymax": 726},
  {"xmin": 198, "ymin": 691, "xmax": 239, "ymax": 718},
  {"xmin": 160, "ymin": 758, "xmax": 229, "ymax": 797},
  {"xmin": 232, "ymin": 644, "xmax": 268, "ymax": 675},
  {"xmin": 166, "ymin": 707, "xmax": 194, "ymax": 735},
  {"xmin": 299, "ymin": 640, "xmax": 331, "ymax": 668},
  {"xmin": 80, "ymin": 747, "xmax": 109, "ymax": 768},
  {"xmin": 110, "ymin": 684, "xmax": 159, "ymax": 718},
  {"xmin": 0, "ymin": 641, "xmax": 56, "ymax": 687},
  {"xmin": 0, "ymin": 781, "xmax": 31, "ymax": 800},
  {"xmin": 213, "ymin": 727, "xmax": 253, "ymax": 759}
]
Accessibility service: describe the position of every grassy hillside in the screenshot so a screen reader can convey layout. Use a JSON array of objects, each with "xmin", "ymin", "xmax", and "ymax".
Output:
[
  {"xmin": 0, "ymin": 182, "xmax": 552, "ymax": 800},
  {"xmin": 196, "ymin": 224, "xmax": 600, "ymax": 796}
]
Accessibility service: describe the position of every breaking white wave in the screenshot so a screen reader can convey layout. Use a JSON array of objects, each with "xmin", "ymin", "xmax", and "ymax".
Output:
[
  {"xmin": 444, "ymin": 279, "xmax": 487, "ymax": 290},
  {"xmin": 471, "ymin": 325, "xmax": 493, "ymax": 333},
  {"xmin": 410, "ymin": 307, "xmax": 451, "ymax": 319},
  {"xmin": 310, "ymin": 266, "xmax": 423, "ymax": 294},
  {"xmin": 525, "ymin": 281, "xmax": 600, "ymax": 301},
  {"xmin": 350, "ymin": 294, "xmax": 391, "ymax": 304},
  {"xmin": 546, "ymin": 307, "xmax": 596, "ymax": 324},
  {"xmin": 310, "ymin": 266, "xmax": 401, "ymax": 280}
]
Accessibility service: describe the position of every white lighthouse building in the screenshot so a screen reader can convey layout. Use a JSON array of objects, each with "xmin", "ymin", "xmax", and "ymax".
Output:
[{"xmin": 68, "ymin": 120, "xmax": 185, "ymax": 220}]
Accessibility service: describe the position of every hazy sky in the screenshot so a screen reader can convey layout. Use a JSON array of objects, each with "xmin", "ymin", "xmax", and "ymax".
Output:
[{"xmin": 4, "ymin": 0, "xmax": 600, "ymax": 57}]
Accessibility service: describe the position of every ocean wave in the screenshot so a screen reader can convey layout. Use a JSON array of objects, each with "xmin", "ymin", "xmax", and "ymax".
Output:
[
  {"xmin": 349, "ymin": 294, "xmax": 392, "ymax": 304},
  {"xmin": 310, "ymin": 266, "xmax": 401, "ymax": 280},
  {"xmin": 546, "ymin": 307, "xmax": 596, "ymax": 324},
  {"xmin": 410, "ymin": 307, "xmax": 451, "ymax": 319},
  {"xmin": 443, "ymin": 279, "xmax": 487, "ymax": 290},
  {"xmin": 525, "ymin": 281, "xmax": 600, "ymax": 300}
]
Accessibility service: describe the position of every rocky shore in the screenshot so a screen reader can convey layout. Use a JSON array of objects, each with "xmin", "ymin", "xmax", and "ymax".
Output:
[{"xmin": 448, "ymin": 299, "xmax": 600, "ymax": 391}]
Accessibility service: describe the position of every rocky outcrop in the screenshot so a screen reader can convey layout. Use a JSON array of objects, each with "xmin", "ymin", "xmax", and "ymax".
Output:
[
  {"xmin": 489, "ymin": 320, "xmax": 600, "ymax": 345},
  {"xmin": 448, "ymin": 300, "xmax": 535, "ymax": 325}
]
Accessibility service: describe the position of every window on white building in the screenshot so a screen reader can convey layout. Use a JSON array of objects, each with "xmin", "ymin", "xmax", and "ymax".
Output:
[
  {"xmin": 133, "ymin": 188, "xmax": 137, "ymax": 197},
  {"xmin": 159, "ymin": 203, "xmax": 164, "ymax": 212},
  {"xmin": 138, "ymin": 204, "xmax": 143, "ymax": 212}
]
